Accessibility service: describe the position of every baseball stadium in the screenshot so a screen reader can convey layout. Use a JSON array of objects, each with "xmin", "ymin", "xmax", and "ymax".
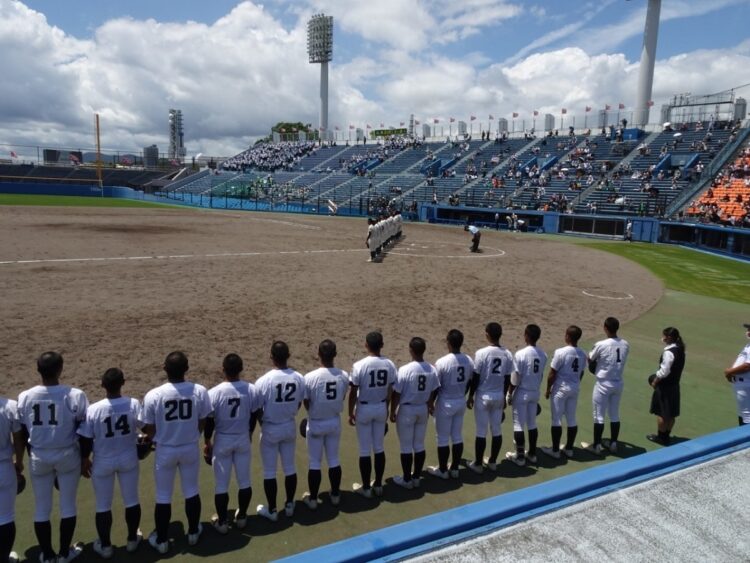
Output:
[{"xmin": 1, "ymin": 1, "xmax": 749, "ymax": 562}]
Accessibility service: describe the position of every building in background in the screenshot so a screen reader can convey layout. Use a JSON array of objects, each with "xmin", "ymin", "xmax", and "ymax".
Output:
[
  {"xmin": 168, "ymin": 109, "xmax": 186, "ymax": 162},
  {"xmin": 143, "ymin": 144, "xmax": 159, "ymax": 168}
]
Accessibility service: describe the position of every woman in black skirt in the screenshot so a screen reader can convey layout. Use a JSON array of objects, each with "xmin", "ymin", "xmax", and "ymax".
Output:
[{"xmin": 647, "ymin": 327, "xmax": 685, "ymax": 445}]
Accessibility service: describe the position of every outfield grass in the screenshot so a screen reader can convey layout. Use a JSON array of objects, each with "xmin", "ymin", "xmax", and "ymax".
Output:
[
  {"xmin": 10, "ymin": 232, "xmax": 750, "ymax": 562},
  {"xmin": 0, "ymin": 194, "xmax": 181, "ymax": 208}
]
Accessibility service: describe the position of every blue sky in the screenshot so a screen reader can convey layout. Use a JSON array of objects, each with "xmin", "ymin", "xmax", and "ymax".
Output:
[{"xmin": 3, "ymin": 0, "xmax": 750, "ymax": 156}]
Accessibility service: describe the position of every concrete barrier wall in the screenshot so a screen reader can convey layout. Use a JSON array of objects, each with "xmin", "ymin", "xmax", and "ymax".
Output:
[{"xmin": 278, "ymin": 425, "xmax": 750, "ymax": 563}]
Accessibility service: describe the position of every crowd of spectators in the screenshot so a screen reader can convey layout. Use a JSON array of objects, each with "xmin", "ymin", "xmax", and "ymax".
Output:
[
  {"xmin": 688, "ymin": 144, "xmax": 750, "ymax": 227},
  {"xmin": 222, "ymin": 141, "xmax": 319, "ymax": 172}
]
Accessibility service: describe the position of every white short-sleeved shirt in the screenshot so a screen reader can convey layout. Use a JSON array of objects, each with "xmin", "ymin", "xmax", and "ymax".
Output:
[
  {"xmin": 350, "ymin": 356, "xmax": 397, "ymax": 403},
  {"xmin": 208, "ymin": 381, "xmax": 259, "ymax": 435},
  {"xmin": 140, "ymin": 381, "xmax": 212, "ymax": 447},
  {"xmin": 513, "ymin": 345, "xmax": 548, "ymax": 391},
  {"xmin": 0, "ymin": 398, "xmax": 20, "ymax": 462},
  {"xmin": 474, "ymin": 345, "xmax": 514, "ymax": 394},
  {"xmin": 255, "ymin": 368, "xmax": 305, "ymax": 424},
  {"xmin": 17, "ymin": 385, "xmax": 88, "ymax": 449},
  {"xmin": 467, "ymin": 225, "xmax": 479, "ymax": 235},
  {"xmin": 304, "ymin": 367, "xmax": 349, "ymax": 420},
  {"xmin": 395, "ymin": 361, "xmax": 440, "ymax": 405},
  {"xmin": 589, "ymin": 337, "xmax": 630, "ymax": 382},
  {"xmin": 435, "ymin": 353, "xmax": 475, "ymax": 400},
  {"xmin": 732, "ymin": 342, "xmax": 750, "ymax": 369},
  {"xmin": 77, "ymin": 397, "xmax": 142, "ymax": 458},
  {"xmin": 550, "ymin": 345, "xmax": 587, "ymax": 388}
]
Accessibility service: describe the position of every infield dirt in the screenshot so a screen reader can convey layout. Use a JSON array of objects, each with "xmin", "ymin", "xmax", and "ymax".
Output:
[{"xmin": 0, "ymin": 206, "xmax": 662, "ymax": 397}]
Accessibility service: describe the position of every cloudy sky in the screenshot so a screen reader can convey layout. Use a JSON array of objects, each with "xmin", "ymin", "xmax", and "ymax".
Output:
[{"xmin": 2, "ymin": 0, "xmax": 749, "ymax": 158}]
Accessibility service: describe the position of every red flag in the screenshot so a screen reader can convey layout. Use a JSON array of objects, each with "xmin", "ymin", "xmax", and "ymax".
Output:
[
  {"xmin": 585, "ymin": 106, "xmax": 592, "ymax": 112},
  {"xmin": 415, "ymin": 119, "xmax": 421, "ymax": 125},
  {"xmin": 533, "ymin": 110, "xmax": 539, "ymax": 116},
  {"xmin": 433, "ymin": 118, "xmax": 439, "ymax": 124},
  {"xmin": 400, "ymin": 121, "xmax": 405, "ymax": 126},
  {"xmin": 319, "ymin": 126, "xmax": 326, "ymax": 131},
  {"xmin": 605, "ymin": 104, "xmax": 611, "ymax": 110},
  {"xmin": 561, "ymin": 108, "xmax": 567, "ymax": 114},
  {"xmin": 10, "ymin": 150, "xmax": 17, "ymax": 158},
  {"xmin": 69, "ymin": 153, "xmax": 79, "ymax": 163},
  {"xmin": 489, "ymin": 114, "xmax": 494, "ymax": 120},
  {"xmin": 512, "ymin": 112, "xmax": 519, "ymax": 118},
  {"xmin": 449, "ymin": 117, "xmax": 455, "ymax": 123},
  {"xmin": 647, "ymin": 100, "xmax": 654, "ymax": 107},
  {"xmin": 470, "ymin": 115, "xmax": 476, "ymax": 121},
  {"xmin": 618, "ymin": 103, "xmax": 625, "ymax": 109}
]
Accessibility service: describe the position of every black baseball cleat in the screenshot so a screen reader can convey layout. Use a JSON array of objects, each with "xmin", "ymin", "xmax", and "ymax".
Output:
[{"xmin": 646, "ymin": 434, "xmax": 669, "ymax": 445}]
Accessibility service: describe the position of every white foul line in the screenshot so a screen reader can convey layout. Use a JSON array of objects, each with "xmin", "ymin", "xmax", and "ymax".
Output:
[
  {"xmin": 0, "ymin": 248, "xmax": 366, "ymax": 266},
  {"xmin": 581, "ymin": 290, "xmax": 634, "ymax": 300}
]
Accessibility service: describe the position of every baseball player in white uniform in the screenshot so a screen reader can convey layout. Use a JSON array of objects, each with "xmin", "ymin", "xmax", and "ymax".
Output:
[
  {"xmin": 582, "ymin": 317, "xmax": 630, "ymax": 455},
  {"xmin": 1, "ymin": 395, "xmax": 23, "ymax": 563},
  {"xmin": 78, "ymin": 368, "xmax": 143, "ymax": 559},
  {"xmin": 16, "ymin": 352, "xmax": 88, "ymax": 563},
  {"xmin": 724, "ymin": 323, "xmax": 750, "ymax": 425},
  {"xmin": 366, "ymin": 218, "xmax": 377, "ymax": 262},
  {"xmin": 348, "ymin": 331, "xmax": 397, "ymax": 498},
  {"xmin": 541, "ymin": 326, "xmax": 587, "ymax": 459},
  {"xmin": 302, "ymin": 340, "xmax": 349, "ymax": 508},
  {"xmin": 506, "ymin": 324, "xmax": 548, "ymax": 466},
  {"xmin": 390, "ymin": 338, "xmax": 440, "ymax": 489},
  {"xmin": 204, "ymin": 354, "xmax": 259, "ymax": 533},
  {"xmin": 428, "ymin": 329, "xmax": 474, "ymax": 479},
  {"xmin": 254, "ymin": 341, "xmax": 305, "ymax": 521},
  {"xmin": 466, "ymin": 322, "xmax": 513, "ymax": 473},
  {"xmin": 140, "ymin": 351, "xmax": 212, "ymax": 554}
]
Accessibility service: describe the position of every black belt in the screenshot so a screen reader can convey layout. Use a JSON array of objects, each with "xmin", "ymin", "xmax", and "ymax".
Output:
[
  {"xmin": 359, "ymin": 399, "xmax": 386, "ymax": 404},
  {"xmin": 732, "ymin": 376, "xmax": 745, "ymax": 383}
]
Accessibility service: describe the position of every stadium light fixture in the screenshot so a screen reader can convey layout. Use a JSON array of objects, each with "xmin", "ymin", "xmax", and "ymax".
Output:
[{"xmin": 307, "ymin": 14, "xmax": 333, "ymax": 141}]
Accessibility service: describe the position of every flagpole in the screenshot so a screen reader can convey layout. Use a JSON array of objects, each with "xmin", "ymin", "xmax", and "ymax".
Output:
[{"xmin": 95, "ymin": 113, "xmax": 103, "ymax": 194}]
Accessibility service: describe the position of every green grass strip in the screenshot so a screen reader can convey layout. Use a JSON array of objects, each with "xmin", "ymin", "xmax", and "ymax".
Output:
[
  {"xmin": 0, "ymin": 194, "xmax": 180, "ymax": 208},
  {"xmin": 579, "ymin": 241, "xmax": 750, "ymax": 304}
]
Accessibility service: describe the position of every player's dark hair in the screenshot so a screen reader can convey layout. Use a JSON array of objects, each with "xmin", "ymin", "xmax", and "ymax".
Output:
[
  {"xmin": 37, "ymin": 351, "xmax": 63, "ymax": 379},
  {"xmin": 164, "ymin": 351, "xmax": 189, "ymax": 379},
  {"xmin": 223, "ymin": 353, "xmax": 243, "ymax": 378},
  {"xmin": 409, "ymin": 337, "xmax": 426, "ymax": 356},
  {"xmin": 566, "ymin": 325, "xmax": 582, "ymax": 346},
  {"xmin": 604, "ymin": 317, "xmax": 620, "ymax": 334},
  {"xmin": 101, "ymin": 367, "xmax": 124, "ymax": 393},
  {"xmin": 271, "ymin": 341, "xmax": 290, "ymax": 363},
  {"xmin": 366, "ymin": 331, "xmax": 384, "ymax": 353},
  {"xmin": 663, "ymin": 327, "xmax": 685, "ymax": 350},
  {"xmin": 485, "ymin": 322, "xmax": 502, "ymax": 341},
  {"xmin": 318, "ymin": 339, "xmax": 337, "ymax": 363},
  {"xmin": 446, "ymin": 329, "xmax": 464, "ymax": 350},
  {"xmin": 525, "ymin": 324, "xmax": 542, "ymax": 344}
]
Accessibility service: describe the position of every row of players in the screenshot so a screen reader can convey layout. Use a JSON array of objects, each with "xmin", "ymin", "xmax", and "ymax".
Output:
[
  {"xmin": 0, "ymin": 318, "xmax": 643, "ymax": 562},
  {"xmin": 366, "ymin": 212, "xmax": 402, "ymax": 262}
]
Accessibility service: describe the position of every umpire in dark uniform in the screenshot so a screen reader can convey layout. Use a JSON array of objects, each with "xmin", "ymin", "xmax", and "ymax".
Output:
[{"xmin": 647, "ymin": 327, "xmax": 685, "ymax": 445}]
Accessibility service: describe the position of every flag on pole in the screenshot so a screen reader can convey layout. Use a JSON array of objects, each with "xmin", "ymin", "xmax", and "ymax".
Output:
[
  {"xmin": 489, "ymin": 114, "xmax": 494, "ymax": 120},
  {"xmin": 470, "ymin": 115, "xmax": 476, "ymax": 121},
  {"xmin": 349, "ymin": 124, "xmax": 354, "ymax": 129},
  {"xmin": 561, "ymin": 108, "xmax": 567, "ymax": 114},
  {"xmin": 449, "ymin": 117, "xmax": 455, "ymax": 123},
  {"xmin": 605, "ymin": 104, "xmax": 611, "ymax": 110},
  {"xmin": 585, "ymin": 106, "xmax": 592, "ymax": 112},
  {"xmin": 69, "ymin": 153, "xmax": 79, "ymax": 163},
  {"xmin": 415, "ymin": 119, "xmax": 420, "ymax": 125},
  {"xmin": 335, "ymin": 125, "xmax": 340, "ymax": 130},
  {"xmin": 647, "ymin": 100, "xmax": 654, "ymax": 107},
  {"xmin": 366, "ymin": 124, "xmax": 372, "ymax": 129},
  {"xmin": 618, "ymin": 103, "xmax": 625, "ymax": 109},
  {"xmin": 380, "ymin": 122, "xmax": 384, "ymax": 128},
  {"xmin": 400, "ymin": 121, "xmax": 405, "ymax": 126},
  {"xmin": 533, "ymin": 110, "xmax": 539, "ymax": 116},
  {"xmin": 512, "ymin": 112, "xmax": 518, "ymax": 118},
  {"xmin": 121, "ymin": 156, "xmax": 133, "ymax": 165},
  {"xmin": 10, "ymin": 150, "xmax": 17, "ymax": 158},
  {"xmin": 433, "ymin": 118, "xmax": 439, "ymax": 124}
]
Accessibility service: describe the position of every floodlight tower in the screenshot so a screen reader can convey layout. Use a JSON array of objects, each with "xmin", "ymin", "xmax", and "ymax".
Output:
[
  {"xmin": 307, "ymin": 14, "xmax": 333, "ymax": 140},
  {"xmin": 634, "ymin": 0, "xmax": 661, "ymax": 127}
]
